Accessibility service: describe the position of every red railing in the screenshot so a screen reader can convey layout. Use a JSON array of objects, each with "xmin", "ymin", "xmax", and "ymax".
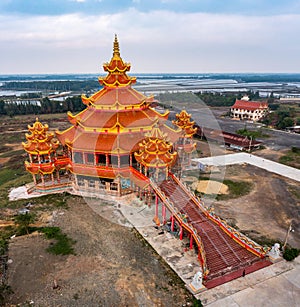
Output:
[{"xmin": 170, "ymin": 172, "xmax": 267, "ymax": 258}]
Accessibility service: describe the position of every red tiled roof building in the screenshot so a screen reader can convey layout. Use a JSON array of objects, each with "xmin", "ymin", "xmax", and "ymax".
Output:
[{"xmin": 231, "ymin": 99, "xmax": 268, "ymax": 121}]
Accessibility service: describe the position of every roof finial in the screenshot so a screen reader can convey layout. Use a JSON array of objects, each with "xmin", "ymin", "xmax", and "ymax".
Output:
[{"xmin": 113, "ymin": 34, "xmax": 120, "ymax": 57}]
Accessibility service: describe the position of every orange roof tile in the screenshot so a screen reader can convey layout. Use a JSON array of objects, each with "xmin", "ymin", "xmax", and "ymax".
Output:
[
  {"xmin": 23, "ymin": 118, "xmax": 59, "ymax": 155},
  {"xmin": 231, "ymin": 100, "xmax": 268, "ymax": 111}
]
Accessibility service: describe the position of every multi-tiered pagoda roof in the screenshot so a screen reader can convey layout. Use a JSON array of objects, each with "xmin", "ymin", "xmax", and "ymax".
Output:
[{"xmin": 56, "ymin": 35, "xmax": 181, "ymax": 184}]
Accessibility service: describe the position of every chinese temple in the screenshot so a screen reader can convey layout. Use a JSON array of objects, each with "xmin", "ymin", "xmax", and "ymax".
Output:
[
  {"xmin": 22, "ymin": 118, "xmax": 70, "ymax": 192},
  {"xmin": 22, "ymin": 35, "xmax": 272, "ymax": 290}
]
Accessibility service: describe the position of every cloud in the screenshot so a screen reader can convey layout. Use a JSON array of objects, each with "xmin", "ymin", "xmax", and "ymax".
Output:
[
  {"xmin": 1, "ymin": 0, "xmax": 300, "ymax": 16},
  {"xmin": 0, "ymin": 9, "xmax": 300, "ymax": 73}
]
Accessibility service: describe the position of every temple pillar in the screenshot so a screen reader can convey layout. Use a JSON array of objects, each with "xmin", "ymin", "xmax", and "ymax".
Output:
[
  {"xmin": 171, "ymin": 215, "xmax": 175, "ymax": 232},
  {"xmin": 38, "ymin": 155, "xmax": 41, "ymax": 164},
  {"xmin": 180, "ymin": 225, "xmax": 183, "ymax": 240},
  {"xmin": 106, "ymin": 154, "xmax": 109, "ymax": 167},
  {"xmin": 95, "ymin": 179, "xmax": 100, "ymax": 191},
  {"xmin": 41, "ymin": 174, "xmax": 45, "ymax": 185},
  {"xmin": 117, "ymin": 179, "xmax": 121, "ymax": 196},
  {"xmin": 84, "ymin": 179, "xmax": 89, "ymax": 190},
  {"xmin": 155, "ymin": 195, "xmax": 159, "ymax": 218},
  {"xmin": 147, "ymin": 186, "xmax": 151, "ymax": 207},
  {"xmin": 51, "ymin": 172, "xmax": 54, "ymax": 184},
  {"xmin": 56, "ymin": 171, "xmax": 60, "ymax": 183},
  {"xmin": 29, "ymin": 154, "xmax": 33, "ymax": 163},
  {"xmin": 190, "ymin": 234, "xmax": 194, "ymax": 250},
  {"xmin": 74, "ymin": 174, "xmax": 78, "ymax": 188},
  {"xmin": 162, "ymin": 204, "xmax": 166, "ymax": 224},
  {"xmin": 32, "ymin": 174, "xmax": 37, "ymax": 185}
]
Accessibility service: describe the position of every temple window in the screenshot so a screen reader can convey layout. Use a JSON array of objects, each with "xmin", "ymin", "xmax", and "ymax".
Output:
[
  {"xmin": 96, "ymin": 154, "xmax": 106, "ymax": 166},
  {"xmin": 77, "ymin": 176, "xmax": 85, "ymax": 186},
  {"xmin": 110, "ymin": 155, "xmax": 119, "ymax": 167},
  {"xmin": 88, "ymin": 180, "xmax": 95, "ymax": 188},
  {"xmin": 111, "ymin": 182, "xmax": 118, "ymax": 190},
  {"xmin": 131, "ymin": 154, "xmax": 138, "ymax": 167},
  {"xmin": 73, "ymin": 152, "xmax": 83, "ymax": 164},
  {"xmin": 120, "ymin": 155, "xmax": 129, "ymax": 167},
  {"xmin": 86, "ymin": 153, "xmax": 94, "ymax": 165}
]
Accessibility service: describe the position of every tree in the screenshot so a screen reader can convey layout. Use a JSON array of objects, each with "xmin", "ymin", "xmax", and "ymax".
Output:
[
  {"xmin": 0, "ymin": 100, "xmax": 5, "ymax": 115},
  {"xmin": 277, "ymin": 117, "xmax": 294, "ymax": 129},
  {"xmin": 14, "ymin": 212, "xmax": 36, "ymax": 235},
  {"xmin": 267, "ymin": 92, "xmax": 275, "ymax": 104}
]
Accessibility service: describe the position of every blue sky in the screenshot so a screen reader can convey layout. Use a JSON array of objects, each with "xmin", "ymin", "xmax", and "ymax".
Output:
[{"xmin": 0, "ymin": 0, "xmax": 300, "ymax": 73}]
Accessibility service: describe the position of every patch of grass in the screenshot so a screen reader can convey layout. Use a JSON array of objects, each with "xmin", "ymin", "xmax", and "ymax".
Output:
[
  {"xmin": 288, "ymin": 185, "xmax": 300, "ymax": 200},
  {"xmin": 0, "ymin": 168, "xmax": 20, "ymax": 186},
  {"xmin": 0, "ymin": 284, "xmax": 13, "ymax": 306},
  {"xmin": 0, "ymin": 149, "xmax": 25, "ymax": 158},
  {"xmin": 236, "ymin": 128, "xmax": 269, "ymax": 140},
  {"xmin": 184, "ymin": 171, "xmax": 253, "ymax": 200},
  {"xmin": 206, "ymin": 178, "xmax": 253, "ymax": 200},
  {"xmin": 35, "ymin": 192, "xmax": 74, "ymax": 210},
  {"xmin": 192, "ymin": 298, "xmax": 203, "ymax": 307},
  {"xmin": 40, "ymin": 226, "xmax": 76, "ymax": 255},
  {"xmin": 246, "ymin": 235, "xmax": 281, "ymax": 247},
  {"xmin": 279, "ymin": 146, "xmax": 300, "ymax": 169}
]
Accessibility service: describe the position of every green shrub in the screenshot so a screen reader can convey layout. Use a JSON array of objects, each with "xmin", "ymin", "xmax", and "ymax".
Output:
[
  {"xmin": 291, "ymin": 146, "xmax": 300, "ymax": 154},
  {"xmin": 40, "ymin": 227, "xmax": 75, "ymax": 255},
  {"xmin": 283, "ymin": 247, "xmax": 300, "ymax": 261},
  {"xmin": 40, "ymin": 226, "xmax": 61, "ymax": 239}
]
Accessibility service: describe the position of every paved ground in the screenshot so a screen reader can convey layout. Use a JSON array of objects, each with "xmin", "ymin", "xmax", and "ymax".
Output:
[
  {"xmin": 201, "ymin": 256, "xmax": 300, "ymax": 306},
  {"xmin": 192, "ymin": 153, "xmax": 300, "ymax": 182}
]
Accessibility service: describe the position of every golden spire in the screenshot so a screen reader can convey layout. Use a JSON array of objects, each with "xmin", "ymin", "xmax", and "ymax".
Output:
[
  {"xmin": 99, "ymin": 35, "xmax": 136, "ymax": 87},
  {"xmin": 113, "ymin": 34, "xmax": 120, "ymax": 57}
]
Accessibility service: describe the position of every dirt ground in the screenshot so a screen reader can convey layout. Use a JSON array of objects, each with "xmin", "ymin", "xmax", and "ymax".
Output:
[
  {"xmin": 6, "ymin": 198, "xmax": 194, "ymax": 306},
  {"xmin": 212, "ymin": 164, "xmax": 300, "ymax": 248}
]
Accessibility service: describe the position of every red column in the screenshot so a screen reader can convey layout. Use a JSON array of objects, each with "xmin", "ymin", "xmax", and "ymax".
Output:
[
  {"xmin": 179, "ymin": 225, "xmax": 183, "ymax": 240},
  {"xmin": 162, "ymin": 204, "xmax": 166, "ymax": 224},
  {"xmin": 190, "ymin": 234, "xmax": 193, "ymax": 249},
  {"xmin": 155, "ymin": 195, "xmax": 159, "ymax": 218},
  {"xmin": 171, "ymin": 215, "xmax": 175, "ymax": 232}
]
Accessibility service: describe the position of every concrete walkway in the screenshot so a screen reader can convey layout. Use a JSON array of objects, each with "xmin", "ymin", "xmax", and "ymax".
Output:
[
  {"xmin": 192, "ymin": 153, "xmax": 300, "ymax": 182},
  {"xmin": 200, "ymin": 256, "xmax": 300, "ymax": 306}
]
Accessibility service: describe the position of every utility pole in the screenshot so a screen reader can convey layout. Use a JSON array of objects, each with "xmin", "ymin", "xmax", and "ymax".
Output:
[{"xmin": 283, "ymin": 222, "xmax": 293, "ymax": 251}]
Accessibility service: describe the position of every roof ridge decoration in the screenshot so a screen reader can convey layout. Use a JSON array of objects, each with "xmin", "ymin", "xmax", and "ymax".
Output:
[
  {"xmin": 173, "ymin": 110, "xmax": 197, "ymax": 137},
  {"xmin": 134, "ymin": 124, "xmax": 177, "ymax": 168},
  {"xmin": 98, "ymin": 34, "xmax": 137, "ymax": 88},
  {"xmin": 22, "ymin": 118, "xmax": 59, "ymax": 155}
]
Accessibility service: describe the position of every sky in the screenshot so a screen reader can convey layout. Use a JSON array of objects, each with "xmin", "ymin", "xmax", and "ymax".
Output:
[{"xmin": 1, "ymin": 0, "xmax": 300, "ymax": 74}]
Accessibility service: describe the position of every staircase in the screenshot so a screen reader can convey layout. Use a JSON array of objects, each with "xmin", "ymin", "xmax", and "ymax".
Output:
[{"xmin": 154, "ymin": 174, "xmax": 271, "ymax": 288}]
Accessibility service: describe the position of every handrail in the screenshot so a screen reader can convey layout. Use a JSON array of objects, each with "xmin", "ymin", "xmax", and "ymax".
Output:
[
  {"xmin": 129, "ymin": 167, "xmax": 150, "ymax": 183},
  {"xmin": 170, "ymin": 172, "xmax": 267, "ymax": 257},
  {"xmin": 150, "ymin": 179, "xmax": 209, "ymax": 278}
]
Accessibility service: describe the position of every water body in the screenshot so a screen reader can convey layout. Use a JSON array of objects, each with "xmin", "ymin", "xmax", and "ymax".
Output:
[{"xmin": 1, "ymin": 73, "xmax": 300, "ymax": 97}]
